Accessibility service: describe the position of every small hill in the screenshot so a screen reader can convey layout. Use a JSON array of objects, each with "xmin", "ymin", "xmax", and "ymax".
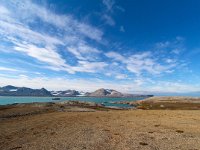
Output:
[{"xmin": 87, "ymin": 88, "xmax": 143, "ymax": 97}]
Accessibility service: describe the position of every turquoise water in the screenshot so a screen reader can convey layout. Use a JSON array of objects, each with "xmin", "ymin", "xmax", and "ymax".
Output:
[{"xmin": 0, "ymin": 96, "xmax": 144, "ymax": 108}]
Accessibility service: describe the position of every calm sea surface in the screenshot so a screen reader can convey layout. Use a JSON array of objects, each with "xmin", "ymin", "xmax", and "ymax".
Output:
[{"xmin": 0, "ymin": 96, "xmax": 145, "ymax": 108}]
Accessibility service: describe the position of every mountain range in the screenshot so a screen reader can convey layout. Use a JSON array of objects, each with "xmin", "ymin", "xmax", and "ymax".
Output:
[
  {"xmin": 0, "ymin": 85, "xmax": 153, "ymax": 98},
  {"xmin": 0, "ymin": 85, "xmax": 51, "ymax": 96}
]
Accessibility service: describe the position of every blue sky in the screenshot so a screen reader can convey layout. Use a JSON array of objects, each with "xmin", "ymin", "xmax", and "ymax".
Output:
[{"xmin": 0, "ymin": 0, "xmax": 200, "ymax": 93}]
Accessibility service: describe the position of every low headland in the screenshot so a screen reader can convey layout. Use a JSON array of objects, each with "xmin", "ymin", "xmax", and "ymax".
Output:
[{"xmin": 114, "ymin": 96, "xmax": 200, "ymax": 110}]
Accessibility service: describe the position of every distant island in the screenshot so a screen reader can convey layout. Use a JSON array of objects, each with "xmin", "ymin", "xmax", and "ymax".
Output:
[{"xmin": 0, "ymin": 85, "xmax": 153, "ymax": 98}]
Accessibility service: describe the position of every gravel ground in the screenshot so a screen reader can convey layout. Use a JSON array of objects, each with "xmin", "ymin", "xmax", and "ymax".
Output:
[{"xmin": 1, "ymin": 108, "xmax": 200, "ymax": 150}]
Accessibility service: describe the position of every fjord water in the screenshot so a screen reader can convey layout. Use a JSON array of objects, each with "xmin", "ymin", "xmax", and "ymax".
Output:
[{"xmin": 0, "ymin": 96, "xmax": 144, "ymax": 108}]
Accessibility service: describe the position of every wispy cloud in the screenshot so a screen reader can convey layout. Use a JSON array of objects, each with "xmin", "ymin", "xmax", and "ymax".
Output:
[
  {"xmin": 0, "ymin": 67, "xmax": 18, "ymax": 72},
  {"xmin": 14, "ymin": 43, "xmax": 67, "ymax": 70},
  {"xmin": 115, "ymin": 74, "xmax": 128, "ymax": 79},
  {"xmin": 2, "ymin": 1, "xmax": 103, "ymax": 42},
  {"xmin": 0, "ymin": 5, "xmax": 10, "ymax": 15},
  {"xmin": 102, "ymin": 14, "xmax": 115, "ymax": 26},
  {"xmin": 67, "ymin": 42, "xmax": 101, "ymax": 61},
  {"xmin": 101, "ymin": 0, "xmax": 125, "ymax": 27},
  {"xmin": 155, "ymin": 36, "xmax": 185, "ymax": 54},
  {"xmin": 101, "ymin": 0, "xmax": 116, "ymax": 26},
  {"xmin": 146, "ymin": 81, "xmax": 200, "ymax": 93},
  {"xmin": 0, "ymin": 76, "xmax": 132, "ymax": 92},
  {"xmin": 105, "ymin": 51, "xmax": 177, "ymax": 76},
  {"xmin": 0, "ymin": 1, "xmax": 195, "ymax": 93},
  {"xmin": 1, "ymin": 75, "xmax": 199, "ymax": 93},
  {"xmin": 0, "ymin": 1, "xmax": 107, "ymax": 74},
  {"xmin": 73, "ymin": 61, "xmax": 108, "ymax": 73},
  {"xmin": 102, "ymin": 0, "xmax": 115, "ymax": 12},
  {"xmin": 120, "ymin": 26, "xmax": 125, "ymax": 32}
]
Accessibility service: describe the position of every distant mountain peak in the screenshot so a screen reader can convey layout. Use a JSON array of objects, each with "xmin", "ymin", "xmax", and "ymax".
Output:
[
  {"xmin": 0, "ymin": 85, "xmax": 153, "ymax": 98},
  {"xmin": 88, "ymin": 88, "xmax": 123, "ymax": 97},
  {"xmin": 0, "ymin": 85, "xmax": 51, "ymax": 96}
]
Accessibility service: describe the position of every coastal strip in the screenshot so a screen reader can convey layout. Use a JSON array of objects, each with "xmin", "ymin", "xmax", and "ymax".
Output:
[
  {"xmin": 1, "ymin": 97, "xmax": 200, "ymax": 150},
  {"xmin": 0, "ymin": 100, "xmax": 126, "ymax": 120},
  {"xmin": 114, "ymin": 96, "xmax": 200, "ymax": 110}
]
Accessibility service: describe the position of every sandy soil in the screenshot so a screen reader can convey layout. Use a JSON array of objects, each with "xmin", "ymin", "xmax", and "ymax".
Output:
[{"xmin": 1, "ymin": 108, "xmax": 200, "ymax": 150}]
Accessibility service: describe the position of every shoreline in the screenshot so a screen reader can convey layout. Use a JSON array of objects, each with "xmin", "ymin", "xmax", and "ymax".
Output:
[
  {"xmin": 1, "ymin": 97, "xmax": 200, "ymax": 149},
  {"xmin": 0, "ymin": 96, "xmax": 143, "ymax": 106},
  {"xmin": 0, "ymin": 100, "xmax": 128, "ymax": 120},
  {"xmin": 1, "ymin": 96, "xmax": 200, "ymax": 120},
  {"xmin": 114, "ymin": 96, "xmax": 200, "ymax": 110},
  {"xmin": 1, "ymin": 96, "xmax": 200, "ymax": 109}
]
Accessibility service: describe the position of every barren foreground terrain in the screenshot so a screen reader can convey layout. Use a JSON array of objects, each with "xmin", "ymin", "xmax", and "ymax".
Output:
[{"xmin": 1, "ymin": 104, "xmax": 200, "ymax": 150}]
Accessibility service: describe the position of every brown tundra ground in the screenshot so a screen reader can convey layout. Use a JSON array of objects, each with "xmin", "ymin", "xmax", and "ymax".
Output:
[{"xmin": 1, "ymin": 103, "xmax": 200, "ymax": 150}]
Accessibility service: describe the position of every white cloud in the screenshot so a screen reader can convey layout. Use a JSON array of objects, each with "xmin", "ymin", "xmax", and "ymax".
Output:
[
  {"xmin": 13, "ymin": 42, "xmax": 107, "ymax": 74},
  {"xmin": 105, "ymin": 51, "xmax": 177, "ymax": 75},
  {"xmin": 0, "ymin": 20, "xmax": 63, "ymax": 47},
  {"xmin": 155, "ymin": 41, "xmax": 170, "ymax": 49},
  {"xmin": 0, "ymin": 5, "xmax": 10, "ymax": 15},
  {"xmin": 67, "ymin": 42, "xmax": 101, "ymax": 61},
  {"xmin": 14, "ymin": 43, "xmax": 67, "ymax": 68},
  {"xmin": 2, "ymin": 0, "xmax": 103, "ymax": 42},
  {"xmin": 115, "ymin": 74, "xmax": 127, "ymax": 79},
  {"xmin": 172, "ymin": 48, "xmax": 181, "ymax": 54},
  {"xmin": 155, "ymin": 37, "xmax": 185, "ymax": 54},
  {"xmin": 0, "ymin": 1, "xmax": 193, "ymax": 93},
  {"xmin": 102, "ymin": 0, "xmax": 115, "ymax": 12},
  {"xmin": 73, "ymin": 61, "xmax": 108, "ymax": 73},
  {"xmin": 120, "ymin": 26, "xmax": 125, "ymax": 32},
  {"xmin": 102, "ymin": 14, "xmax": 115, "ymax": 26},
  {"xmin": 0, "ymin": 76, "xmax": 131, "ymax": 92},
  {"xmin": 165, "ymin": 58, "xmax": 176, "ymax": 63},
  {"xmin": 18, "ymin": 74, "xmax": 29, "ymax": 78},
  {"xmin": 101, "ymin": 0, "xmax": 117, "ymax": 26},
  {"xmin": 0, "ymin": 67, "xmax": 18, "ymax": 72},
  {"xmin": 0, "ymin": 1, "xmax": 108, "ymax": 74},
  {"xmin": 105, "ymin": 51, "xmax": 126, "ymax": 62},
  {"xmin": 147, "ymin": 81, "xmax": 200, "ymax": 93},
  {"xmin": 0, "ymin": 76, "xmax": 199, "ymax": 93}
]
